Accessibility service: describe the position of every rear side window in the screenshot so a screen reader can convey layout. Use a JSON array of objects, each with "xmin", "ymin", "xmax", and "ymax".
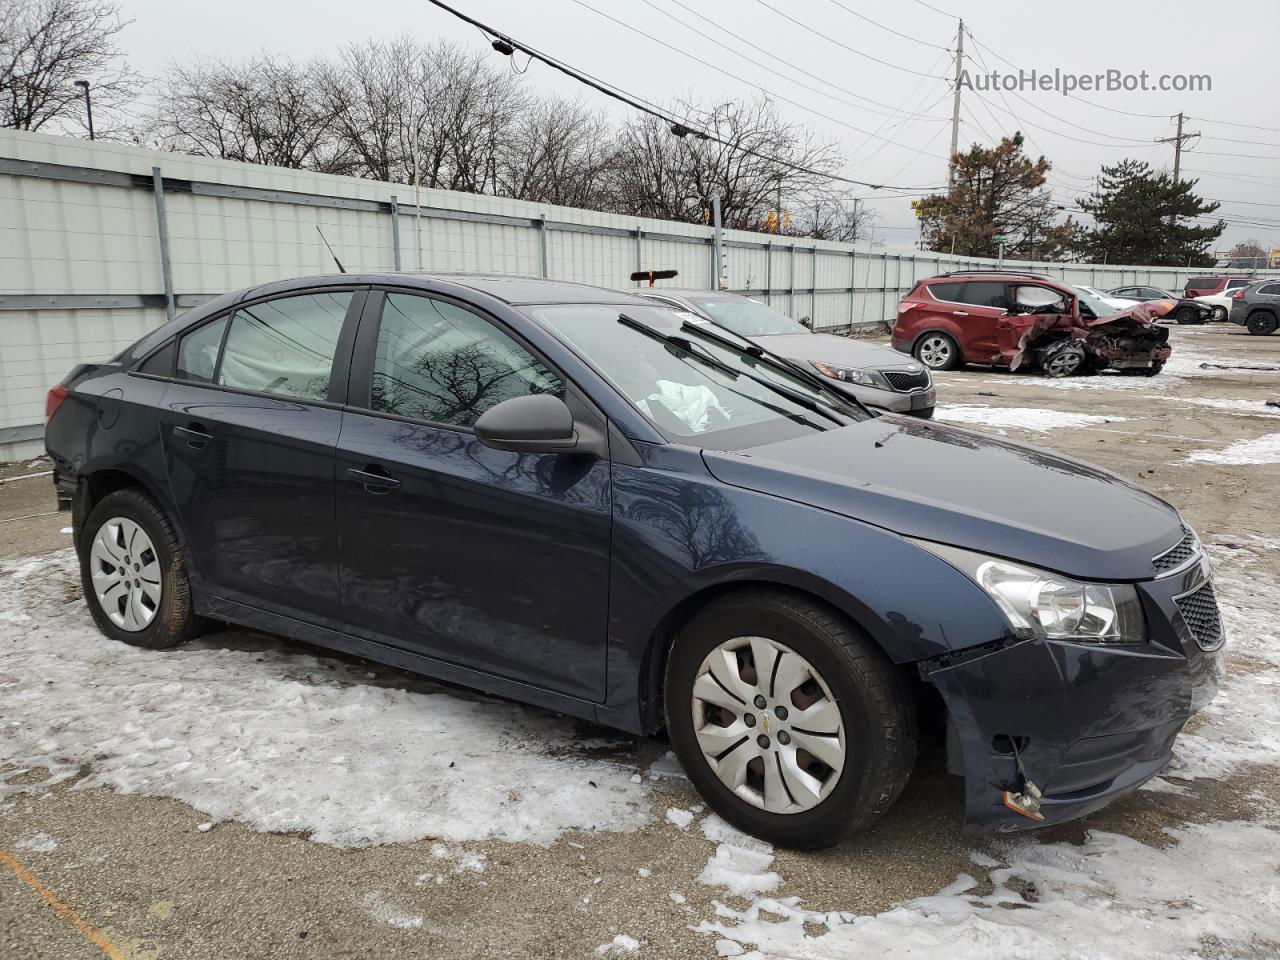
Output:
[
  {"xmin": 176, "ymin": 317, "xmax": 228, "ymax": 383},
  {"xmin": 1225, "ymin": 278, "xmax": 1251, "ymax": 289},
  {"xmin": 369, "ymin": 293, "xmax": 563, "ymax": 429},
  {"xmin": 1186, "ymin": 277, "xmax": 1217, "ymax": 289},
  {"xmin": 217, "ymin": 292, "xmax": 352, "ymax": 401},
  {"xmin": 960, "ymin": 281, "xmax": 1011, "ymax": 309},
  {"xmin": 927, "ymin": 281, "xmax": 966, "ymax": 302},
  {"xmin": 1259, "ymin": 283, "xmax": 1280, "ymax": 296}
]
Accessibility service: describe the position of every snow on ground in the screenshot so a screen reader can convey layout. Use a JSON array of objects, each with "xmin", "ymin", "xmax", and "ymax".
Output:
[
  {"xmin": 690, "ymin": 539, "xmax": 1280, "ymax": 959},
  {"xmin": 13, "ymin": 832, "xmax": 57, "ymax": 853},
  {"xmin": 595, "ymin": 933, "xmax": 642, "ymax": 955},
  {"xmin": 1155, "ymin": 395, "xmax": 1280, "ymax": 418},
  {"xmin": 363, "ymin": 890, "xmax": 424, "ymax": 930},
  {"xmin": 935, "ymin": 404, "xmax": 1125, "ymax": 432},
  {"xmin": 0, "ymin": 552, "xmax": 648, "ymax": 847},
  {"xmin": 1188, "ymin": 433, "xmax": 1280, "ymax": 465}
]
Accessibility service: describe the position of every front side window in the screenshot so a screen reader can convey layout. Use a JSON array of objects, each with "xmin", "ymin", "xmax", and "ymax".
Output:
[
  {"xmin": 217, "ymin": 291, "xmax": 351, "ymax": 401},
  {"xmin": 176, "ymin": 316, "xmax": 228, "ymax": 383},
  {"xmin": 369, "ymin": 293, "xmax": 563, "ymax": 428},
  {"xmin": 683, "ymin": 296, "xmax": 809, "ymax": 337}
]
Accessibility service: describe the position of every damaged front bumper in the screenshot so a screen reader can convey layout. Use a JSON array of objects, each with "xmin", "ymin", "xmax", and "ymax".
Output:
[{"xmin": 921, "ymin": 556, "xmax": 1224, "ymax": 832}]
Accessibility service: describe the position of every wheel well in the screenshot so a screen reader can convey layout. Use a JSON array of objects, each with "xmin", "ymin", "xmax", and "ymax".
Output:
[
  {"xmin": 83, "ymin": 469, "xmax": 145, "ymax": 515},
  {"xmin": 910, "ymin": 328, "xmax": 957, "ymax": 352},
  {"xmin": 1248, "ymin": 307, "xmax": 1277, "ymax": 320},
  {"xmin": 638, "ymin": 580, "xmax": 927, "ymax": 736}
]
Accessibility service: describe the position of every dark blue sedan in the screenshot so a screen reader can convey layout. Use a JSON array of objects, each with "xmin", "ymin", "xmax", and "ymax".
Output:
[{"xmin": 44, "ymin": 274, "xmax": 1224, "ymax": 848}]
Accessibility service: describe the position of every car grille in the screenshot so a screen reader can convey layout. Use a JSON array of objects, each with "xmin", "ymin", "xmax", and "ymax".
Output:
[
  {"xmin": 1175, "ymin": 581, "xmax": 1224, "ymax": 652},
  {"xmin": 881, "ymin": 369, "xmax": 930, "ymax": 392},
  {"xmin": 1153, "ymin": 526, "xmax": 1198, "ymax": 574}
]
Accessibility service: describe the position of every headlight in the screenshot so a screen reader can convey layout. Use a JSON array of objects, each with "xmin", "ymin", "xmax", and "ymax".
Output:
[
  {"xmin": 916, "ymin": 541, "xmax": 1145, "ymax": 644},
  {"xmin": 811, "ymin": 361, "xmax": 886, "ymax": 388}
]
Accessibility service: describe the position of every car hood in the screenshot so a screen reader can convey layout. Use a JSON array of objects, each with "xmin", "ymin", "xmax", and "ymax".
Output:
[
  {"xmin": 702, "ymin": 415, "xmax": 1181, "ymax": 581},
  {"xmin": 752, "ymin": 333, "xmax": 914, "ymax": 370}
]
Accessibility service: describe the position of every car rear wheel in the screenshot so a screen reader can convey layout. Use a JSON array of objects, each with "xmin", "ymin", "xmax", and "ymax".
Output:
[
  {"xmin": 80, "ymin": 488, "xmax": 205, "ymax": 649},
  {"xmin": 1210, "ymin": 305, "xmax": 1227, "ymax": 321},
  {"xmin": 664, "ymin": 589, "xmax": 915, "ymax": 849},
  {"xmin": 1247, "ymin": 312, "xmax": 1278, "ymax": 336},
  {"xmin": 913, "ymin": 333, "xmax": 960, "ymax": 371},
  {"xmin": 1175, "ymin": 305, "xmax": 1200, "ymax": 325}
]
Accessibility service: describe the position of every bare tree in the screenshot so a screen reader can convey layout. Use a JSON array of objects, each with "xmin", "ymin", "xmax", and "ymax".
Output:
[
  {"xmin": 799, "ymin": 197, "xmax": 879, "ymax": 243},
  {"xmin": 0, "ymin": 0, "xmax": 137, "ymax": 134},
  {"xmin": 149, "ymin": 54, "xmax": 349, "ymax": 172},
  {"xmin": 496, "ymin": 96, "xmax": 616, "ymax": 207},
  {"xmin": 608, "ymin": 97, "xmax": 844, "ymax": 231}
]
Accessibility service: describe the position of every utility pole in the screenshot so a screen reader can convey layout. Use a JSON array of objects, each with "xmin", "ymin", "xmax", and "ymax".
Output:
[
  {"xmin": 949, "ymin": 19, "xmax": 964, "ymax": 185},
  {"xmin": 1154, "ymin": 112, "xmax": 1199, "ymax": 185},
  {"xmin": 73, "ymin": 80, "xmax": 93, "ymax": 140}
]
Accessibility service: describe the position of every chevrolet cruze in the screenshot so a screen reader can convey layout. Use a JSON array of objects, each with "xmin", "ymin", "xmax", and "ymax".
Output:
[{"xmin": 44, "ymin": 274, "xmax": 1224, "ymax": 848}]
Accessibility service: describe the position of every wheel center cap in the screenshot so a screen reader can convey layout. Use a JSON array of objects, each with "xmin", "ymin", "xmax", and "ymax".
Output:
[{"xmin": 761, "ymin": 714, "xmax": 770, "ymax": 734}]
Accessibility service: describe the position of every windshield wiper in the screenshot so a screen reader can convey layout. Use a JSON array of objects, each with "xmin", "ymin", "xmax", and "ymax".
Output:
[
  {"xmin": 677, "ymin": 321, "xmax": 856, "ymax": 424},
  {"xmin": 618, "ymin": 313, "xmax": 828, "ymax": 430}
]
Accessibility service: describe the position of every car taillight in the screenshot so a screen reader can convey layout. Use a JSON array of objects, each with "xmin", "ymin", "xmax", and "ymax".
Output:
[
  {"xmin": 45, "ymin": 384, "xmax": 68, "ymax": 423},
  {"xmin": 1233, "ymin": 291, "xmax": 1245, "ymax": 300},
  {"xmin": 898, "ymin": 301, "xmax": 925, "ymax": 313}
]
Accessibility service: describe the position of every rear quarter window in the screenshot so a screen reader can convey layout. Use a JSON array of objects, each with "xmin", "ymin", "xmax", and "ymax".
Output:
[
  {"xmin": 176, "ymin": 317, "xmax": 228, "ymax": 383},
  {"xmin": 926, "ymin": 281, "xmax": 966, "ymax": 302}
]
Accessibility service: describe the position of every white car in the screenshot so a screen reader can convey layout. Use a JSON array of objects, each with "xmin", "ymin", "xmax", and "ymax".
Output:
[
  {"xmin": 1075, "ymin": 285, "xmax": 1138, "ymax": 312},
  {"xmin": 1193, "ymin": 289, "xmax": 1245, "ymax": 322}
]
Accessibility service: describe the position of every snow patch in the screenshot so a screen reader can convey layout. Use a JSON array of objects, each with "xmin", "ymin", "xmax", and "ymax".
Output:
[
  {"xmin": 429, "ymin": 842, "xmax": 486, "ymax": 873},
  {"xmin": 0, "ymin": 552, "xmax": 649, "ymax": 847},
  {"xmin": 665, "ymin": 807, "xmax": 694, "ymax": 830},
  {"xmin": 698, "ymin": 815, "xmax": 779, "ymax": 898},
  {"xmin": 1187, "ymin": 433, "xmax": 1280, "ymax": 465},
  {"xmin": 362, "ymin": 891, "xmax": 423, "ymax": 929},
  {"xmin": 935, "ymin": 405, "xmax": 1124, "ymax": 432},
  {"xmin": 14, "ymin": 832, "xmax": 57, "ymax": 853},
  {"xmin": 595, "ymin": 933, "xmax": 641, "ymax": 955}
]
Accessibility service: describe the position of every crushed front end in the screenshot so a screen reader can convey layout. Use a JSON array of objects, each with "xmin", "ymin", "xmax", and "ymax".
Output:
[
  {"xmin": 1005, "ymin": 300, "xmax": 1174, "ymax": 376},
  {"xmin": 920, "ymin": 547, "xmax": 1224, "ymax": 832}
]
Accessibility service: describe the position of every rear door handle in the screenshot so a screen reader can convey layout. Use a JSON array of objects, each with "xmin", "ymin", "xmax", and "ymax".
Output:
[
  {"xmin": 173, "ymin": 424, "xmax": 213, "ymax": 449},
  {"xmin": 347, "ymin": 466, "xmax": 401, "ymax": 494},
  {"xmin": 952, "ymin": 310, "xmax": 969, "ymax": 317}
]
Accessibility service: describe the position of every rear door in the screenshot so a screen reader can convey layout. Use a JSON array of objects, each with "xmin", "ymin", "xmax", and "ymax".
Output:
[
  {"xmin": 158, "ymin": 286, "xmax": 362, "ymax": 621},
  {"xmin": 333, "ymin": 289, "xmax": 613, "ymax": 700}
]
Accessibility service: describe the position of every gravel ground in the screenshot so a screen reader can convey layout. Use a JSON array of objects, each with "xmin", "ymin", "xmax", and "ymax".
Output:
[{"xmin": 2, "ymin": 322, "xmax": 1279, "ymax": 960}]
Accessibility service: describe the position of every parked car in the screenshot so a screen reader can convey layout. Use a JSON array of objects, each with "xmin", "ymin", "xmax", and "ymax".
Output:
[
  {"xmin": 1075, "ymin": 285, "xmax": 1137, "ymax": 311},
  {"xmin": 636, "ymin": 288, "xmax": 934, "ymax": 418},
  {"xmin": 892, "ymin": 271, "xmax": 1173, "ymax": 377},
  {"xmin": 1182, "ymin": 275, "xmax": 1256, "ymax": 299},
  {"xmin": 1194, "ymin": 280, "xmax": 1258, "ymax": 322},
  {"xmin": 45, "ymin": 273, "xmax": 1223, "ymax": 848},
  {"xmin": 1108, "ymin": 285, "xmax": 1213, "ymax": 325},
  {"xmin": 1227, "ymin": 279, "xmax": 1280, "ymax": 335}
]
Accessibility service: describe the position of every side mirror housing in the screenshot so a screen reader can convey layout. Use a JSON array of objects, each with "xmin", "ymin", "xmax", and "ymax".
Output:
[{"xmin": 474, "ymin": 394, "xmax": 578, "ymax": 454}]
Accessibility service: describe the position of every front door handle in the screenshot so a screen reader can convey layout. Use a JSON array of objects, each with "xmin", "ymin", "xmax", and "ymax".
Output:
[
  {"xmin": 173, "ymin": 423, "xmax": 212, "ymax": 449},
  {"xmin": 347, "ymin": 466, "xmax": 401, "ymax": 494}
]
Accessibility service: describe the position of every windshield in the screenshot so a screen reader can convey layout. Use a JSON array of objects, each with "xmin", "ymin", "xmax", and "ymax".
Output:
[
  {"xmin": 683, "ymin": 296, "xmax": 810, "ymax": 337},
  {"xmin": 529, "ymin": 303, "xmax": 862, "ymax": 446},
  {"xmin": 1073, "ymin": 286, "xmax": 1117, "ymax": 318}
]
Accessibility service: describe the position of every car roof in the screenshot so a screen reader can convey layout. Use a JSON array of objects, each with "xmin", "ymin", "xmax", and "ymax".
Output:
[
  {"xmin": 638, "ymin": 288, "xmax": 743, "ymax": 299},
  {"xmin": 240, "ymin": 272, "xmax": 654, "ymax": 307}
]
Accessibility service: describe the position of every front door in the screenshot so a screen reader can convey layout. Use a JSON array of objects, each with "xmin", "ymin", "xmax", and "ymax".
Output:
[
  {"xmin": 158, "ymin": 287, "xmax": 360, "ymax": 621},
  {"xmin": 952, "ymin": 281, "xmax": 1012, "ymax": 363},
  {"xmin": 335, "ymin": 290, "xmax": 612, "ymax": 701}
]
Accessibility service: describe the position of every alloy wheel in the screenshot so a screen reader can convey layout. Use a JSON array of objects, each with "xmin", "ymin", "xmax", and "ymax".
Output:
[
  {"xmin": 917, "ymin": 336, "xmax": 953, "ymax": 369},
  {"xmin": 1045, "ymin": 348, "xmax": 1083, "ymax": 377},
  {"xmin": 691, "ymin": 636, "xmax": 845, "ymax": 814},
  {"xmin": 89, "ymin": 517, "xmax": 162, "ymax": 632}
]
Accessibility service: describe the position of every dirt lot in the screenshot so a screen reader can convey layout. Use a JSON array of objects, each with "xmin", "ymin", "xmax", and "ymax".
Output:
[{"xmin": 2, "ymin": 323, "xmax": 1279, "ymax": 960}]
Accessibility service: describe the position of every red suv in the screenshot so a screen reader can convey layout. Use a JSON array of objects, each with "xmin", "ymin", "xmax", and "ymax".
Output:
[
  {"xmin": 1183, "ymin": 275, "xmax": 1255, "ymax": 298},
  {"xmin": 891, "ymin": 271, "xmax": 1173, "ymax": 377}
]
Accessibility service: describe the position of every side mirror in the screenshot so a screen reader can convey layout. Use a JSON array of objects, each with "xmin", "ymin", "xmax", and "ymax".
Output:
[
  {"xmin": 799, "ymin": 317, "xmax": 813, "ymax": 329},
  {"xmin": 474, "ymin": 394, "xmax": 578, "ymax": 454}
]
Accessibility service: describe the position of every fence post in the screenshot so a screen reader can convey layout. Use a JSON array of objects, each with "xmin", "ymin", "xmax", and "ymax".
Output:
[
  {"xmin": 390, "ymin": 195, "xmax": 402, "ymax": 272},
  {"xmin": 634, "ymin": 227, "xmax": 642, "ymax": 285},
  {"xmin": 811, "ymin": 246, "xmax": 818, "ymax": 324},
  {"xmin": 789, "ymin": 244, "xmax": 796, "ymax": 314},
  {"xmin": 711, "ymin": 197, "xmax": 723, "ymax": 291},
  {"xmin": 848, "ymin": 250, "xmax": 856, "ymax": 333},
  {"xmin": 538, "ymin": 215, "xmax": 549, "ymax": 278},
  {"xmin": 150, "ymin": 166, "xmax": 175, "ymax": 322},
  {"xmin": 765, "ymin": 241, "xmax": 772, "ymax": 303}
]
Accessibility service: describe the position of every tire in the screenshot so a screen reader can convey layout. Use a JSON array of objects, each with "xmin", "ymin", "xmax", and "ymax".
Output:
[
  {"xmin": 1175, "ymin": 305, "xmax": 1200, "ymax": 325},
  {"xmin": 79, "ymin": 488, "xmax": 205, "ymax": 649},
  {"xmin": 1210, "ymin": 305, "xmax": 1227, "ymax": 322},
  {"xmin": 1141, "ymin": 361, "xmax": 1165, "ymax": 377},
  {"xmin": 913, "ymin": 332, "xmax": 961, "ymax": 371},
  {"xmin": 1246, "ymin": 312, "xmax": 1278, "ymax": 336},
  {"xmin": 1041, "ymin": 342, "xmax": 1086, "ymax": 378},
  {"xmin": 664, "ymin": 589, "xmax": 916, "ymax": 850}
]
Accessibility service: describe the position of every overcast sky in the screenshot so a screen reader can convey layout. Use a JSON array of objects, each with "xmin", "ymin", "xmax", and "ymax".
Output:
[{"xmin": 116, "ymin": 0, "xmax": 1279, "ymax": 252}]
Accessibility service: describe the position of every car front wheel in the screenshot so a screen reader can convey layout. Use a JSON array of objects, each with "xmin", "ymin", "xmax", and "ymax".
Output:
[
  {"xmin": 80, "ymin": 488, "xmax": 205, "ymax": 649},
  {"xmin": 913, "ymin": 333, "xmax": 961, "ymax": 371},
  {"xmin": 664, "ymin": 590, "xmax": 915, "ymax": 849}
]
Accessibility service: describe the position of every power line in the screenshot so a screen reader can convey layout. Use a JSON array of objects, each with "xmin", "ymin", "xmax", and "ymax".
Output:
[
  {"xmin": 563, "ymin": 0, "xmax": 951, "ymax": 161},
  {"xmin": 747, "ymin": 0, "xmax": 949, "ymax": 79},
  {"xmin": 650, "ymin": 0, "xmax": 950, "ymax": 121},
  {"xmin": 421, "ymin": 0, "xmax": 945, "ymax": 191},
  {"xmin": 634, "ymin": 0, "xmax": 950, "ymax": 123},
  {"xmin": 818, "ymin": 0, "xmax": 951, "ymax": 51}
]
